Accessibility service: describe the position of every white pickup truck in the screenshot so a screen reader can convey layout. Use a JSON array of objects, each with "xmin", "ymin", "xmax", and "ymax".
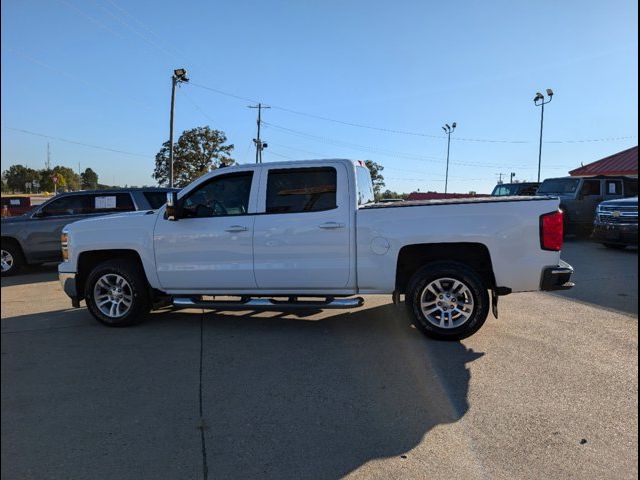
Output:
[{"xmin": 59, "ymin": 159, "xmax": 574, "ymax": 340}]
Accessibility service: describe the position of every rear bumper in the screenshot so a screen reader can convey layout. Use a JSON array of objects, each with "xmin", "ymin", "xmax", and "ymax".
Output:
[
  {"xmin": 592, "ymin": 222, "xmax": 638, "ymax": 245},
  {"xmin": 540, "ymin": 260, "xmax": 575, "ymax": 291},
  {"xmin": 59, "ymin": 271, "xmax": 81, "ymax": 307}
]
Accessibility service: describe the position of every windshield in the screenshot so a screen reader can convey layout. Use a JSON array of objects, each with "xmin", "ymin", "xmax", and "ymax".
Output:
[{"xmin": 538, "ymin": 178, "xmax": 580, "ymax": 194}]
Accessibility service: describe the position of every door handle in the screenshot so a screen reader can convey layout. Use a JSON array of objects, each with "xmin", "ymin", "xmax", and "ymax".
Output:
[
  {"xmin": 225, "ymin": 225, "xmax": 248, "ymax": 233},
  {"xmin": 319, "ymin": 222, "xmax": 345, "ymax": 229}
]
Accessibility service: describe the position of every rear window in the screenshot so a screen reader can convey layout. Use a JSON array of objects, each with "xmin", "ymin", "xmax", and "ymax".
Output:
[
  {"xmin": 144, "ymin": 191, "xmax": 170, "ymax": 209},
  {"xmin": 492, "ymin": 185, "xmax": 518, "ymax": 196},
  {"xmin": 356, "ymin": 166, "xmax": 375, "ymax": 205},
  {"xmin": 266, "ymin": 167, "xmax": 337, "ymax": 214},
  {"xmin": 538, "ymin": 179, "xmax": 580, "ymax": 194}
]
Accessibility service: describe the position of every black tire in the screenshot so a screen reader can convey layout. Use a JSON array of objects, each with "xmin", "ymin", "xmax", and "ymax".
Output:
[
  {"xmin": 603, "ymin": 243, "xmax": 627, "ymax": 250},
  {"xmin": 405, "ymin": 261, "xmax": 490, "ymax": 341},
  {"xmin": 85, "ymin": 259, "xmax": 151, "ymax": 327},
  {"xmin": 1, "ymin": 240, "xmax": 24, "ymax": 277}
]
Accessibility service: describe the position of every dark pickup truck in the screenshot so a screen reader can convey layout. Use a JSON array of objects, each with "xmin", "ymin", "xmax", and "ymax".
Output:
[
  {"xmin": 1, "ymin": 188, "xmax": 175, "ymax": 276},
  {"xmin": 537, "ymin": 175, "xmax": 638, "ymax": 235}
]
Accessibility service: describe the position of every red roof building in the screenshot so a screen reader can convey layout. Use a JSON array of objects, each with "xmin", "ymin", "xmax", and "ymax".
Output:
[{"xmin": 569, "ymin": 146, "xmax": 638, "ymax": 177}]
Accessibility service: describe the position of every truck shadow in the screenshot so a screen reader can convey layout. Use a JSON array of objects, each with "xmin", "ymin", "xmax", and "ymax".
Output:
[
  {"xmin": 0, "ymin": 264, "xmax": 58, "ymax": 287},
  {"xmin": 196, "ymin": 304, "xmax": 483, "ymax": 479},
  {"xmin": 1, "ymin": 304, "xmax": 483, "ymax": 479}
]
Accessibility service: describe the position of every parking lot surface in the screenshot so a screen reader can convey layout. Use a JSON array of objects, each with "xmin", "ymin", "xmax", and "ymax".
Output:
[{"xmin": 1, "ymin": 240, "xmax": 637, "ymax": 479}]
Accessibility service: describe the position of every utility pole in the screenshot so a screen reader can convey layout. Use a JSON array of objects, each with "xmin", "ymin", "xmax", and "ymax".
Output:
[
  {"xmin": 441, "ymin": 122, "xmax": 457, "ymax": 193},
  {"xmin": 249, "ymin": 103, "xmax": 270, "ymax": 163},
  {"xmin": 46, "ymin": 143, "xmax": 51, "ymax": 170},
  {"xmin": 533, "ymin": 89, "xmax": 554, "ymax": 182},
  {"xmin": 169, "ymin": 69, "xmax": 189, "ymax": 187},
  {"xmin": 496, "ymin": 173, "xmax": 505, "ymax": 184}
]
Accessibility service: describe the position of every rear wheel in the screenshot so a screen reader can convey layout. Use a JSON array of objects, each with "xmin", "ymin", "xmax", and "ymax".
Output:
[
  {"xmin": 1, "ymin": 241, "xmax": 24, "ymax": 277},
  {"xmin": 85, "ymin": 259, "xmax": 150, "ymax": 327},
  {"xmin": 406, "ymin": 262, "xmax": 490, "ymax": 341}
]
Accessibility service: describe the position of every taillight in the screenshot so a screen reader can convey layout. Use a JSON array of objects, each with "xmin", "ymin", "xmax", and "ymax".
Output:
[{"xmin": 540, "ymin": 210, "xmax": 564, "ymax": 251}]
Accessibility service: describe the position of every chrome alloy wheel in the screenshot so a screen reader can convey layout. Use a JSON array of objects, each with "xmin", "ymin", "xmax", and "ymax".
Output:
[
  {"xmin": 419, "ymin": 277, "xmax": 475, "ymax": 329},
  {"xmin": 93, "ymin": 273, "xmax": 134, "ymax": 319},
  {"xmin": 1, "ymin": 249, "xmax": 14, "ymax": 273}
]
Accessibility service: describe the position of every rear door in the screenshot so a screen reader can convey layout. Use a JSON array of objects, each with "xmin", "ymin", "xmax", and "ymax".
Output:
[{"xmin": 252, "ymin": 164, "xmax": 352, "ymax": 289}]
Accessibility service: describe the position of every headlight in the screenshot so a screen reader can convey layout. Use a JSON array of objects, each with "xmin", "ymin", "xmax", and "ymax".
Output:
[{"xmin": 61, "ymin": 230, "xmax": 69, "ymax": 261}]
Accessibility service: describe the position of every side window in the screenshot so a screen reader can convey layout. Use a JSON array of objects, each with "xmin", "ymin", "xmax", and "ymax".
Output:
[
  {"xmin": 520, "ymin": 185, "xmax": 539, "ymax": 195},
  {"xmin": 605, "ymin": 180, "xmax": 622, "ymax": 196},
  {"xmin": 182, "ymin": 172, "xmax": 253, "ymax": 218},
  {"xmin": 87, "ymin": 193, "xmax": 135, "ymax": 213},
  {"xmin": 40, "ymin": 195, "xmax": 89, "ymax": 216},
  {"xmin": 580, "ymin": 180, "xmax": 601, "ymax": 196},
  {"xmin": 624, "ymin": 180, "xmax": 638, "ymax": 197},
  {"xmin": 266, "ymin": 167, "xmax": 337, "ymax": 214}
]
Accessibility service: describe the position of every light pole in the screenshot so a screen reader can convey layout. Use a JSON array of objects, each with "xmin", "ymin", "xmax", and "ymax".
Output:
[
  {"xmin": 533, "ymin": 89, "xmax": 553, "ymax": 182},
  {"xmin": 442, "ymin": 122, "xmax": 456, "ymax": 194},
  {"xmin": 510, "ymin": 172, "xmax": 516, "ymax": 183},
  {"xmin": 169, "ymin": 68, "xmax": 189, "ymax": 187}
]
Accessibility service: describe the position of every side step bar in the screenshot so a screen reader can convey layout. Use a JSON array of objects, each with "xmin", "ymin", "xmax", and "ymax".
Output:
[{"xmin": 172, "ymin": 296, "xmax": 365, "ymax": 311}]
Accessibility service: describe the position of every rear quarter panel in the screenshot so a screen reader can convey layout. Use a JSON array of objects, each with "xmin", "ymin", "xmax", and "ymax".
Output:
[{"xmin": 356, "ymin": 198, "xmax": 562, "ymax": 293}]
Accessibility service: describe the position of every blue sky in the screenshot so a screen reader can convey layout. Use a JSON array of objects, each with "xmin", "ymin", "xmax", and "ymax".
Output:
[{"xmin": 1, "ymin": 0, "xmax": 637, "ymax": 193}]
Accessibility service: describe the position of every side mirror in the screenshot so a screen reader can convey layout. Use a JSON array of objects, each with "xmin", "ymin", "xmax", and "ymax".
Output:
[{"xmin": 165, "ymin": 191, "xmax": 181, "ymax": 221}]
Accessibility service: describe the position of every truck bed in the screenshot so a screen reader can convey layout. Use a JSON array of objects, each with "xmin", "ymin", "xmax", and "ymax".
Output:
[{"xmin": 361, "ymin": 195, "xmax": 555, "ymax": 209}]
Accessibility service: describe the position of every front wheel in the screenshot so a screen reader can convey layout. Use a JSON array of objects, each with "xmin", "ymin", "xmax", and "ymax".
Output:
[
  {"xmin": 85, "ymin": 260, "xmax": 151, "ymax": 327},
  {"xmin": 406, "ymin": 262, "xmax": 490, "ymax": 341}
]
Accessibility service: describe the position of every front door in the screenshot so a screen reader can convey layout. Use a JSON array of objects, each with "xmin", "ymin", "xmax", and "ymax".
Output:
[
  {"xmin": 153, "ymin": 171, "xmax": 257, "ymax": 290},
  {"xmin": 252, "ymin": 164, "xmax": 352, "ymax": 290}
]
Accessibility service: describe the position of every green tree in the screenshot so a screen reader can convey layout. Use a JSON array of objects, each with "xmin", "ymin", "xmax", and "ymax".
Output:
[
  {"xmin": 153, "ymin": 126, "xmax": 235, "ymax": 187},
  {"xmin": 81, "ymin": 168, "xmax": 99, "ymax": 190},
  {"xmin": 54, "ymin": 166, "xmax": 80, "ymax": 191},
  {"xmin": 3, "ymin": 164, "xmax": 40, "ymax": 192},
  {"xmin": 364, "ymin": 160, "xmax": 385, "ymax": 197}
]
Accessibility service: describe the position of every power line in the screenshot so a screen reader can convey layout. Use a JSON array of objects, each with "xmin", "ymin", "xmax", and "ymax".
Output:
[
  {"xmin": 3, "ymin": 47, "xmax": 154, "ymax": 110},
  {"xmin": 92, "ymin": 0, "xmax": 184, "ymax": 61},
  {"xmin": 3, "ymin": 127, "xmax": 153, "ymax": 158},
  {"xmin": 188, "ymin": 81, "xmax": 636, "ymax": 144},
  {"xmin": 55, "ymin": 0, "xmax": 127, "ymax": 40}
]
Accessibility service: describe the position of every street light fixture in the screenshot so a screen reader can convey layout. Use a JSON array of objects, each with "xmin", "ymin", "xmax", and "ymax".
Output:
[
  {"xmin": 169, "ymin": 68, "xmax": 189, "ymax": 187},
  {"xmin": 533, "ymin": 88, "xmax": 553, "ymax": 182},
  {"xmin": 442, "ymin": 122, "xmax": 457, "ymax": 194}
]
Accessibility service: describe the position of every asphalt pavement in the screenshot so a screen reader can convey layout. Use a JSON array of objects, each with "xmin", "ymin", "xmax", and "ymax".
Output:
[{"xmin": 1, "ymin": 240, "xmax": 637, "ymax": 479}]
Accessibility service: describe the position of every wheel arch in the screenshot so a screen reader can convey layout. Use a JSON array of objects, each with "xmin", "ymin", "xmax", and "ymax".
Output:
[
  {"xmin": 77, "ymin": 249, "xmax": 147, "ymax": 298},
  {"xmin": 1, "ymin": 236, "xmax": 26, "ymax": 260},
  {"xmin": 395, "ymin": 242, "xmax": 496, "ymax": 294}
]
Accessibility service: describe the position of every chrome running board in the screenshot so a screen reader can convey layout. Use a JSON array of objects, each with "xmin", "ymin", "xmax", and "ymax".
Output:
[{"xmin": 172, "ymin": 296, "xmax": 364, "ymax": 311}]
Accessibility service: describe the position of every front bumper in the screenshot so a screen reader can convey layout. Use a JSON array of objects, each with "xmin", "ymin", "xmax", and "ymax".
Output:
[
  {"xmin": 540, "ymin": 260, "xmax": 575, "ymax": 291},
  {"xmin": 59, "ymin": 271, "xmax": 81, "ymax": 307},
  {"xmin": 592, "ymin": 222, "xmax": 638, "ymax": 246}
]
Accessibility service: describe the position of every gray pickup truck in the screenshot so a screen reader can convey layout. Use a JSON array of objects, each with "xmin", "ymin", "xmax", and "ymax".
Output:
[
  {"xmin": 537, "ymin": 175, "xmax": 638, "ymax": 235},
  {"xmin": 1, "ymin": 188, "xmax": 175, "ymax": 276}
]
